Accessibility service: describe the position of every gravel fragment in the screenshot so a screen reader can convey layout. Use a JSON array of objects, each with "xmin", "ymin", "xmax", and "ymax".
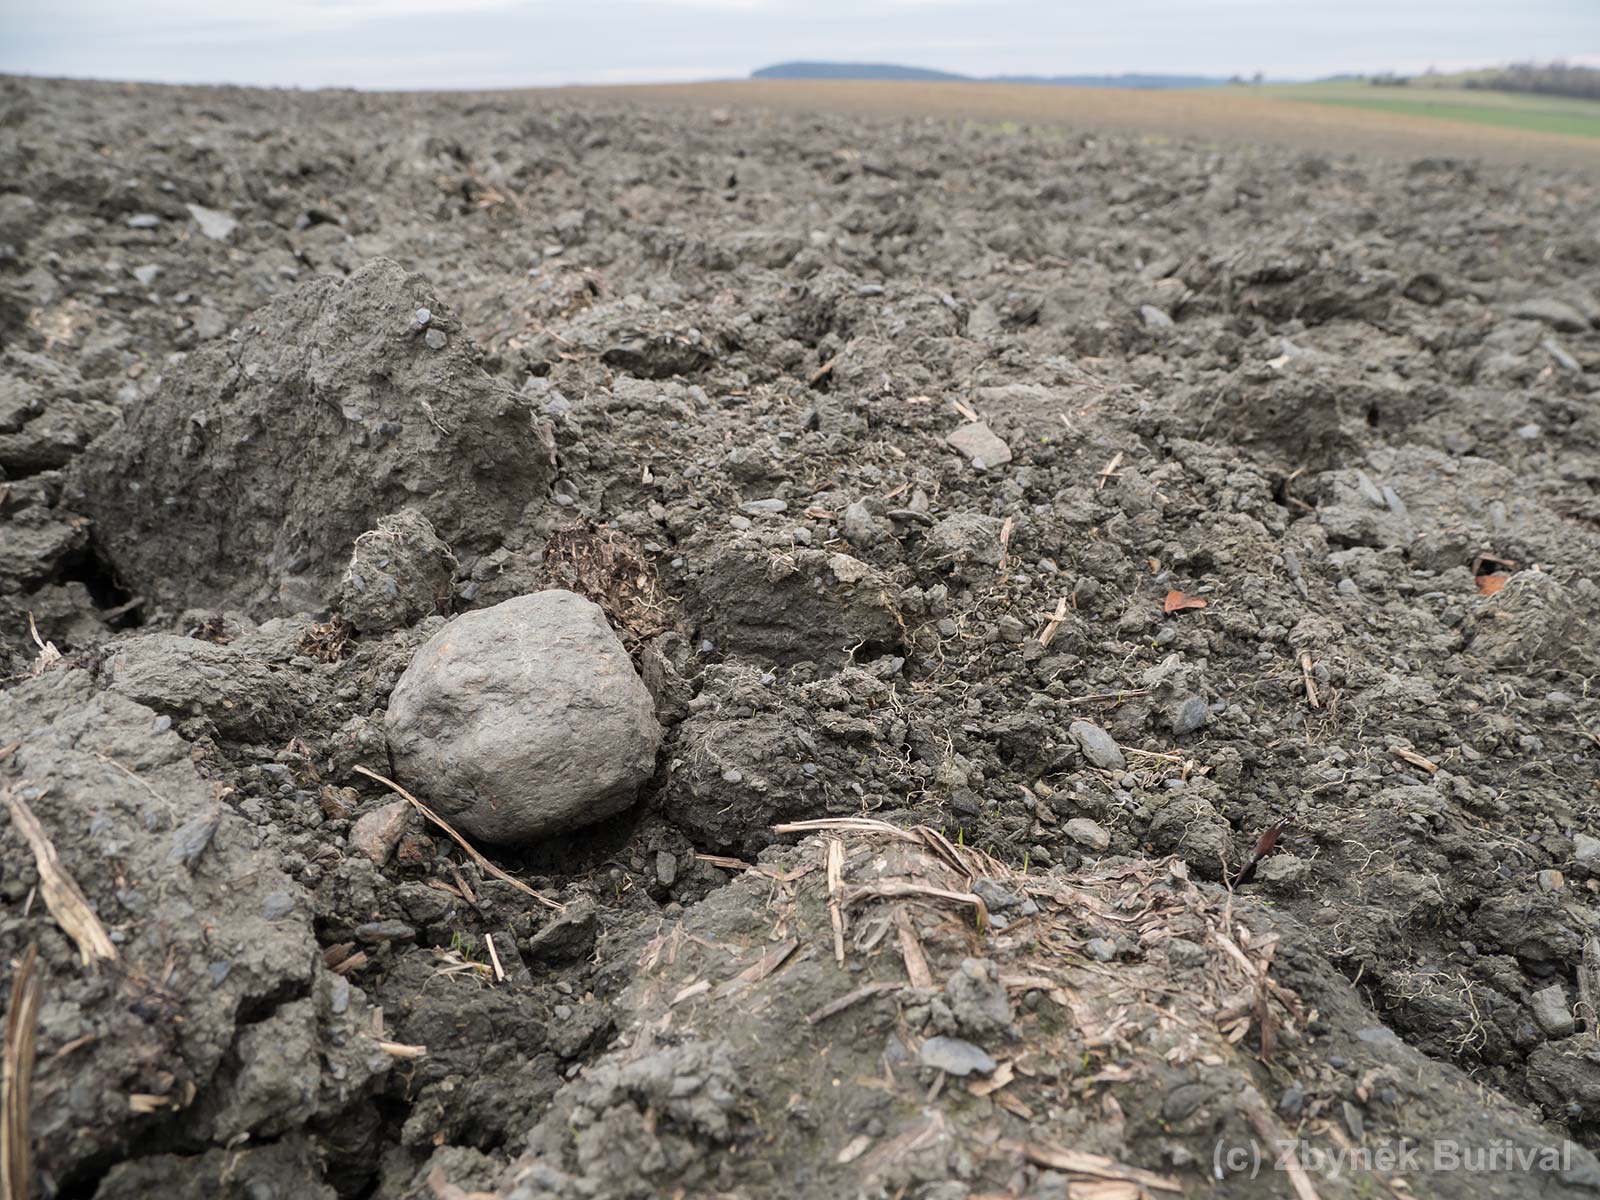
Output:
[
  {"xmin": 185, "ymin": 203, "xmax": 238, "ymax": 241},
  {"xmin": 945, "ymin": 421, "xmax": 1012, "ymax": 469}
]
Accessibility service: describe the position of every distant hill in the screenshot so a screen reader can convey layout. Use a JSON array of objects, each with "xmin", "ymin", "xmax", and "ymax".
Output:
[
  {"xmin": 751, "ymin": 62, "xmax": 1231, "ymax": 89},
  {"xmin": 752, "ymin": 62, "xmax": 968, "ymax": 83}
]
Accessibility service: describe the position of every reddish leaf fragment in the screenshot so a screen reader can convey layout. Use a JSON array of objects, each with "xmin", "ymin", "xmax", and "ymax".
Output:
[
  {"xmin": 1163, "ymin": 590, "xmax": 1208, "ymax": 614},
  {"xmin": 1475, "ymin": 574, "xmax": 1508, "ymax": 596}
]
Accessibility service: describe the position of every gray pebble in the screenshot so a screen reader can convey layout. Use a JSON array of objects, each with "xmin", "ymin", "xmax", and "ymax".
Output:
[
  {"xmin": 1170, "ymin": 694, "xmax": 1209, "ymax": 736},
  {"xmin": 656, "ymin": 850, "xmax": 679, "ymax": 888},
  {"xmin": 1064, "ymin": 818, "xmax": 1111, "ymax": 851},
  {"xmin": 1167, "ymin": 937, "xmax": 1206, "ymax": 967},
  {"xmin": 1531, "ymin": 983, "xmax": 1575, "ymax": 1038},
  {"xmin": 1279, "ymin": 1083, "xmax": 1306, "ymax": 1118},
  {"xmin": 355, "ymin": 919, "xmax": 418, "ymax": 945},
  {"xmin": 918, "ymin": 1035, "xmax": 997, "ymax": 1077},
  {"xmin": 738, "ymin": 498, "xmax": 787, "ymax": 515},
  {"xmin": 972, "ymin": 878, "xmax": 1021, "ymax": 911},
  {"xmin": 1574, "ymin": 834, "xmax": 1600, "ymax": 871},
  {"xmin": 1069, "ymin": 720, "xmax": 1125, "ymax": 771}
]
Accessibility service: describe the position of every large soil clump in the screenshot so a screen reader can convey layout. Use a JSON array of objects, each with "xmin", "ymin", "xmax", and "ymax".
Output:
[{"xmin": 71, "ymin": 258, "xmax": 554, "ymax": 613}]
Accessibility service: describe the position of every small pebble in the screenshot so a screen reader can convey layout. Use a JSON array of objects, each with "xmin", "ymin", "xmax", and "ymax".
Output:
[
  {"xmin": 1069, "ymin": 720, "xmax": 1125, "ymax": 771},
  {"xmin": 918, "ymin": 1035, "xmax": 996, "ymax": 1077},
  {"xmin": 354, "ymin": 919, "xmax": 418, "ymax": 945},
  {"xmin": 1064, "ymin": 818, "xmax": 1111, "ymax": 852},
  {"xmin": 655, "ymin": 850, "xmax": 679, "ymax": 888},
  {"xmin": 738, "ymin": 498, "xmax": 787, "ymax": 516}
]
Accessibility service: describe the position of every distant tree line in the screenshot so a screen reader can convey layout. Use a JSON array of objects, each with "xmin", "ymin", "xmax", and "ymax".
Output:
[{"xmin": 1463, "ymin": 61, "xmax": 1600, "ymax": 101}]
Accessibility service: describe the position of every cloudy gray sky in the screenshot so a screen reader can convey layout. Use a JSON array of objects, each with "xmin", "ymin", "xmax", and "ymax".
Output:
[{"xmin": 2, "ymin": 0, "xmax": 1596, "ymax": 90}]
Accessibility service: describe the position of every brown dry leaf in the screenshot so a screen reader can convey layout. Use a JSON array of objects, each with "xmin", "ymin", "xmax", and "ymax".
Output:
[
  {"xmin": 967, "ymin": 1060, "xmax": 1015, "ymax": 1097},
  {"xmin": 994, "ymin": 1090, "xmax": 1035, "ymax": 1119},
  {"xmin": 427, "ymin": 1165, "xmax": 498, "ymax": 1200},
  {"xmin": 1476, "ymin": 573, "xmax": 1509, "ymax": 596},
  {"xmin": 1163, "ymin": 590, "xmax": 1208, "ymax": 614},
  {"xmin": 542, "ymin": 524, "xmax": 670, "ymax": 643}
]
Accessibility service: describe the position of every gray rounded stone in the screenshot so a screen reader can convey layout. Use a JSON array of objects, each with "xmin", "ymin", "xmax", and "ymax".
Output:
[{"xmin": 385, "ymin": 589, "xmax": 661, "ymax": 844}]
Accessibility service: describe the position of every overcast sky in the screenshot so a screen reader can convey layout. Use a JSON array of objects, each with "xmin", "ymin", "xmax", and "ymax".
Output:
[{"xmin": 2, "ymin": 0, "xmax": 1596, "ymax": 91}]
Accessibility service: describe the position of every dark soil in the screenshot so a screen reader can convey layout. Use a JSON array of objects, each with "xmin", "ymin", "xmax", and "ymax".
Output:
[{"xmin": 2, "ymin": 73, "xmax": 1600, "ymax": 1199}]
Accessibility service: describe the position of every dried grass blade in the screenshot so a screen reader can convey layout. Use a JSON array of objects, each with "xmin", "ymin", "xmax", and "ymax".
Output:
[
  {"xmin": 847, "ymin": 881, "xmax": 990, "ymax": 930},
  {"xmin": 1299, "ymin": 651, "xmax": 1321, "ymax": 710},
  {"xmin": 805, "ymin": 980, "xmax": 904, "ymax": 1025},
  {"xmin": 894, "ymin": 908, "xmax": 934, "ymax": 989},
  {"xmin": 717, "ymin": 938, "xmax": 799, "ymax": 999},
  {"xmin": 1246, "ymin": 1110, "xmax": 1322, "ymax": 1200},
  {"xmin": 352, "ymin": 767, "xmax": 562, "ymax": 911},
  {"xmin": 1001, "ymin": 1139, "xmax": 1181, "ymax": 1192},
  {"xmin": 372, "ymin": 1040, "xmax": 429, "ymax": 1060},
  {"xmin": 773, "ymin": 817, "xmax": 919, "ymax": 841},
  {"xmin": 825, "ymin": 838, "xmax": 847, "ymax": 965},
  {"xmin": 5, "ymin": 787, "xmax": 117, "ymax": 966},
  {"xmin": 3, "ymin": 944, "xmax": 40, "ymax": 1200}
]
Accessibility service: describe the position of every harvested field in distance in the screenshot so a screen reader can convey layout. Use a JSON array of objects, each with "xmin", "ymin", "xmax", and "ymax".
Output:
[
  {"xmin": 572, "ymin": 78, "xmax": 1600, "ymax": 168},
  {"xmin": 1266, "ymin": 80, "xmax": 1600, "ymax": 141}
]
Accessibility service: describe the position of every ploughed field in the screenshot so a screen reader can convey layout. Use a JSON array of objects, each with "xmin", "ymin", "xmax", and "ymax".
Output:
[{"xmin": 2, "ymin": 73, "xmax": 1600, "ymax": 1200}]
